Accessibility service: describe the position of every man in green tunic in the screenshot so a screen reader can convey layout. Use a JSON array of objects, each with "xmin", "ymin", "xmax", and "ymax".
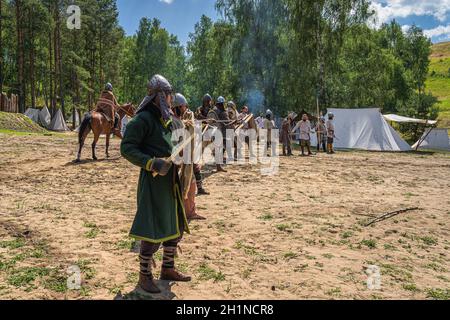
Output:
[{"xmin": 121, "ymin": 74, "xmax": 191, "ymax": 294}]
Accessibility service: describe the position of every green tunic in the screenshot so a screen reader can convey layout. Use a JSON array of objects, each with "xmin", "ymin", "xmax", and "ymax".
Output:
[{"xmin": 120, "ymin": 103, "xmax": 189, "ymax": 244}]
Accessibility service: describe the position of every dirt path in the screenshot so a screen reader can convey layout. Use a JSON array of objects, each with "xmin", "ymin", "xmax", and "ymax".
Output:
[{"xmin": 0, "ymin": 133, "xmax": 449, "ymax": 300}]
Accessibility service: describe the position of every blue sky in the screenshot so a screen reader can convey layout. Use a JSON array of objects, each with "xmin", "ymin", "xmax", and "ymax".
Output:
[
  {"xmin": 116, "ymin": 0, "xmax": 450, "ymax": 45},
  {"xmin": 116, "ymin": 0, "xmax": 219, "ymax": 45},
  {"xmin": 370, "ymin": 0, "xmax": 450, "ymax": 43}
]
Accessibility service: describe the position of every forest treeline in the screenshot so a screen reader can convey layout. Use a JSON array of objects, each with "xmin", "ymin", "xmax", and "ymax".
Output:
[{"xmin": 0, "ymin": 0, "xmax": 438, "ymax": 121}]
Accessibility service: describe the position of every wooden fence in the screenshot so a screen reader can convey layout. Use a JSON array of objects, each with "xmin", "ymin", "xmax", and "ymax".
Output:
[{"xmin": 0, "ymin": 93, "xmax": 19, "ymax": 113}]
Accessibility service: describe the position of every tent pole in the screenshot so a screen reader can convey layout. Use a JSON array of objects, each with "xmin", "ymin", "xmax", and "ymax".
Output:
[{"xmin": 416, "ymin": 124, "xmax": 435, "ymax": 151}]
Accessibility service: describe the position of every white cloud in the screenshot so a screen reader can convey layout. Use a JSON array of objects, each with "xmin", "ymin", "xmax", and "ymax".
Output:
[
  {"xmin": 423, "ymin": 24, "xmax": 450, "ymax": 39},
  {"xmin": 159, "ymin": 0, "xmax": 174, "ymax": 4},
  {"xmin": 370, "ymin": 0, "xmax": 450, "ymax": 25}
]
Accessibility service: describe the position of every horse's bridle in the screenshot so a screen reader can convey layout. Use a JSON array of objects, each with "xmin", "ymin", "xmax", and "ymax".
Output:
[{"xmin": 117, "ymin": 104, "xmax": 135, "ymax": 118}]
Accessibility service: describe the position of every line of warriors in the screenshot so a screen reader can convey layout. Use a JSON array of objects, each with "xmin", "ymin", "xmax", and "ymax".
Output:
[{"xmin": 94, "ymin": 83, "xmax": 255, "ymax": 166}]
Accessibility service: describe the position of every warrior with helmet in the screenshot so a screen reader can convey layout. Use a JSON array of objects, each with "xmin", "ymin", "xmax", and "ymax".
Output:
[
  {"xmin": 121, "ymin": 75, "xmax": 191, "ymax": 294},
  {"xmin": 173, "ymin": 93, "xmax": 206, "ymax": 221},
  {"xmin": 95, "ymin": 83, "xmax": 120, "ymax": 133},
  {"xmin": 207, "ymin": 96, "xmax": 230, "ymax": 173}
]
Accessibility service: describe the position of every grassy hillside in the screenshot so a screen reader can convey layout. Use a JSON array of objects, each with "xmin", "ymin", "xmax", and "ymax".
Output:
[
  {"xmin": 427, "ymin": 41, "xmax": 450, "ymax": 128},
  {"xmin": 0, "ymin": 112, "xmax": 47, "ymax": 134}
]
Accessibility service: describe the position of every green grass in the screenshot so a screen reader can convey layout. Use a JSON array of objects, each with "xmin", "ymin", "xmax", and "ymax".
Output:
[
  {"xmin": 360, "ymin": 239, "xmax": 377, "ymax": 249},
  {"xmin": 275, "ymin": 224, "xmax": 293, "ymax": 233},
  {"xmin": 197, "ymin": 263, "xmax": 225, "ymax": 282},
  {"xmin": 420, "ymin": 236, "xmax": 438, "ymax": 246},
  {"xmin": 258, "ymin": 213, "xmax": 273, "ymax": 221},
  {"xmin": 0, "ymin": 112, "xmax": 47, "ymax": 133},
  {"xmin": 427, "ymin": 42, "xmax": 450, "ymax": 127},
  {"xmin": 0, "ymin": 238, "xmax": 26, "ymax": 250},
  {"xmin": 7, "ymin": 267, "xmax": 50, "ymax": 288},
  {"xmin": 426, "ymin": 288, "xmax": 450, "ymax": 300}
]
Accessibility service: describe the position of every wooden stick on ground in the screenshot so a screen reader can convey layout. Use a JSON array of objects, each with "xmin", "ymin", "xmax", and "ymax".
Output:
[{"xmin": 365, "ymin": 207, "xmax": 420, "ymax": 227}]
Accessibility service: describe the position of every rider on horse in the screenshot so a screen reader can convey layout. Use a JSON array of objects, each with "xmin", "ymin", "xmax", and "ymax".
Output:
[{"xmin": 95, "ymin": 83, "xmax": 120, "ymax": 133}]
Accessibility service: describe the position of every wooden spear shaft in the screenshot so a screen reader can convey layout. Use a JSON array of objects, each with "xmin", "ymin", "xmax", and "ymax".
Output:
[{"xmin": 152, "ymin": 125, "xmax": 209, "ymax": 177}]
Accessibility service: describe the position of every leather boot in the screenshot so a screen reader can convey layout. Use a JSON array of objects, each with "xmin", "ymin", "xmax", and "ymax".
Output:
[
  {"xmin": 138, "ymin": 273, "xmax": 161, "ymax": 294},
  {"xmin": 189, "ymin": 213, "xmax": 207, "ymax": 221},
  {"xmin": 216, "ymin": 164, "xmax": 227, "ymax": 173},
  {"xmin": 160, "ymin": 268, "xmax": 192, "ymax": 282},
  {"xmin": 197, "ymin": 188, "xmax": 210, "ymax": 196}
]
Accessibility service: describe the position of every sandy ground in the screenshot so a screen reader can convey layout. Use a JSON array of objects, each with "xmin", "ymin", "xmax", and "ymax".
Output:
[{"xmin": 0, "ymin": 132, "xmax": 449, "ymax": 300}]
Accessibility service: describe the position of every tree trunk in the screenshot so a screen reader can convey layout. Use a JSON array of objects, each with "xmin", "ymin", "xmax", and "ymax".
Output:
[
  {"xmin": 28, "ymin": 6, "xmax": 36, "ymax": 108},
  {"xmin": 16, "ymin": 0, "xmax": 26, "ymax": 112},
  {"xmin": 0, "ymin": 0, "xmax": 3, "ymax": 95},
  {"xmin": 48, "ymin": 31, "xmax": 55, "ymax": 115}
]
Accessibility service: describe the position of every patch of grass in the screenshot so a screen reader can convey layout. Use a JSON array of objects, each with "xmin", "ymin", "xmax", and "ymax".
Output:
[
  {"xmin": 83, "ymin": 222, "xmax": 97, "ymax": 228},
  {"xmin": 7, "ymin": 267, "xmax": 50, "ymax": 288},
  {"xmin": 234, "ymin": 241, "xmax": 262, "ymax": 258},
  {"xmin": 258, "ymin": 213, "xmax": 273, "ymax": 221},
  {"xmin": 116, "ymin": 238, "xmax": 134, "ymax": 251},
  {"xmin": 424, "ymin": 263, "xmax": 447, "ymax": 273},
  {"xmin": 420, "ymin": 236, "xmax": 438, "ymax": 246},
  {"xmin": 341, "ymin": 231, "xmax": 353, "ymax": 239},
  {"xmin": 360, "ymin": 239, "xmax": 377, "ymax": 249},
  {"xmin": 0, "ymin": 238, "xmax": 26, "ymax": 250},
  {"xmin": 0, "ymin": 256, "xmax": 17, "ymax": 272},
  {"xmin": 283, "ymin": 252, "xmax": 298, "ymax": 260},
  {"xmin": 77, "ymin": 259, "xmax": 96, "ymax": 280},
  {"xmin": 84, "ymin": 222, "xmax": 101, "ymax": 239},
  {"xmin": 0, "ymin": 112, "xmax": 47, "ymax": 133},
  {"xmin": 384, "ymin": 243, "xmax": 397, "ymax": 251},
  {"xmin": 426, "ymin": 288, "xmax": 450, "ymax": 300},
  {"xmin": 42, "ymin": 269, "xmax": 68, "ymax": 293},
  {"xmin": 212, "ymin": 220, "xmax": 227, "ymax": 232},
  {"xmin": 403, "ymin": 283, "xmax": 421, "ymax": 293},
  {"xmin": 326, "ymin": 287, "xmax": 342, "ymax": 297},
  {"xmin": 404, "ymin": 192, "xmax": 418, "ymax": 198},
  {"xmin": 380, "ymin": 264, "xmax": 413, "ymax": 282},
  {"xmin": 126, "ymin": 272, "xmax": 138, "ymax": 284},
  {"xmin": 275, "ymin": 224, "xmax": 293, "ymax": 233},
  {"xmin": 197, "ymin": 263, "xmax": 225, "ymax": 282},
  {"xmin": 109, "ymin": 285, "xmax": 124, "ymax": 295}
]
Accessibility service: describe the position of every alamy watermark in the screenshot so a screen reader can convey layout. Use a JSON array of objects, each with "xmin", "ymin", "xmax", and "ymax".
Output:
[
  {"xmin": 67, "ymin": 5, "xmax": 81, "ymax": 30},
  {"xmin": 67, "ymin": 265, "xmax": 81, "ymax": 290},
  {"xmin": 366, "ymin": 265, "xmax": 382, "ymax": 290},
  {"xmin": 171, "ymin": 123, "xmax": 280, "ymax": 176}
]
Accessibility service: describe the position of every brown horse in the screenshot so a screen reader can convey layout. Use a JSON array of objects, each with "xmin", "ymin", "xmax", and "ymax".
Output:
[{"xmin": 76, "ymin": 103, "xmax": 136, "ymax": 162}]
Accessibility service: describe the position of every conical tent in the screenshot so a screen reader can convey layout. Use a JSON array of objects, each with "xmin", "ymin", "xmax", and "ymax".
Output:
[
  {"xmin": 38, "ymin": 106, "xmax": 51, "ymax": 128},
  {"xmin": 48, "ymin": 109, "xmax": 70, "ymax": 132},
  {"xmin": 71, "ymin": 109, "xmax": 80, "ymax": 128},
  {"xmin": 311, "ymin": 108, "xmax": 411, "ymax": 152},
  {"xmin": 413, "ymin": 128, "xmax": 450, "ymax": 151},
  {"xmin": 24, "ymin": 108, "xmax": 40, "ymax": 123}
]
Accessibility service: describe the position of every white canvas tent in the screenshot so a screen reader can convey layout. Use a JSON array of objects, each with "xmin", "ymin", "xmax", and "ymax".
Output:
[
  {"xmin": 310, "ymin": 108, "xmax": 411, "ymax": 152},
  {"xmin": 48, "ymin": 109, "xmax": 70, "ymax": 132},
  {"xmin": 70, "ymin": 109, "xmax": 80, "ymax": 128},
  {"xmin": 24, "ymin": 108, "xmax": 40, "ymax": 123},
  {"xmin": 412, "ymin": 128, "xmax": 450, "ymax": 151},
  {"xmin": 38, "ymin": 106, "xmax": 51, "ymax": 128},
  {"xmin": 383, "ymin": 114, "xmax": 438, "ymax": 125}
]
